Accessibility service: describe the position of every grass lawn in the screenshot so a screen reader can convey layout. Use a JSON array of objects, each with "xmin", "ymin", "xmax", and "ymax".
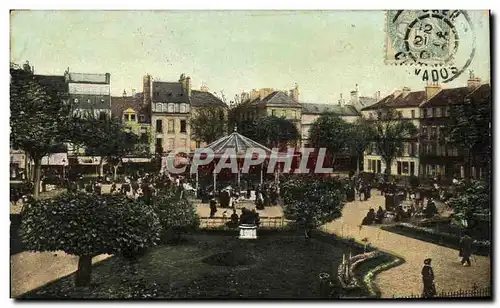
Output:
[{"xmin": 19, "ymin": 232, "xmax": 368, "ymax": 299}]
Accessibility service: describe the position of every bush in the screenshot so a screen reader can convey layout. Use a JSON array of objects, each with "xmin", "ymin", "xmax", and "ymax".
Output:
[
  {"xmin": 154, "ymin": 187, "xmax": 200, "ymax": 243},
  {"xmin": 281, "ymin": 175, "xmax": 345, "ymax": 236},
  {"xmin": 20, "ymin": 191, "xmax": 161, "ymax": 286}
]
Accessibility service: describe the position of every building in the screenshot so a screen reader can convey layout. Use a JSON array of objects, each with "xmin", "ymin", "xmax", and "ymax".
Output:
[
  {"xmin": 149, "ymin": 74, "xmax": 192, "ymax": 154},
  {"xmin": 418, "ymin": 78, "xmax": 489, "ymax": 179},
  {"xmin": 300, "ymin": 103, "xmax": 360, "ymax": 147},
  {"xmin": 65, "ymin": 70, "xmax": 111, "ymax": 119},
  {"xmin": 190, "ymin": 87, "xmax": 229, "ymax": 150},
  {"xmin": 361, "ymin": 86, "xmax": 426, "ymax": 176},
  {"xmin": 348, "ymin": 84, "xmax": 379, "ymax": 111},
  {"xmin": 110, "ymin": 91, "xmax": 152, "ymax": 156}
]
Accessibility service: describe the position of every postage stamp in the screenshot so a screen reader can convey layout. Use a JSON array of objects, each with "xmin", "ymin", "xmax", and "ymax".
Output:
[{"xmin": 385, "ymin": 10, "xmax": 463, "ymax": 66}]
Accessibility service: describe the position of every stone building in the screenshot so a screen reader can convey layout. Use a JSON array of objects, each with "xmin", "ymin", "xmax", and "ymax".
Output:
[{"xmin": 65, "ymin": 70, "xmax": 111, "ymax": 119}]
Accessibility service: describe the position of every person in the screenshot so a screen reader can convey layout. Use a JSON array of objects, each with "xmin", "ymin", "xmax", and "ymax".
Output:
[
  {"xmin": 421, "ymin": 258, "xmax": 437, "ymax": 298},
  {"xmin": 425, "ymin": 198, "xmax": 438, "ymax": 218},
  {"xmin": 209, "ymin": 198, "xmax": 217, "ymax": 218},
  {"xmin": 110, "ymin": 182, "xmax": 117, "ymax": 194},
  {"xmin": 375, "ymin": 206, "xmax": 385, "ymax": 224},
  {"xmin": 459, "ymin": 232, "xmax": 474, "ymax": 267},
  {"xmin": 253, "ymin": 209, "xmax": 261, "ymax": 227},
  {"xmin": 230, "ymin": 210, "xmax": 239, "ymax": 226},
  {"xmin": 256, "ymin": 191, "xmax": 264, "ymax": 210}
]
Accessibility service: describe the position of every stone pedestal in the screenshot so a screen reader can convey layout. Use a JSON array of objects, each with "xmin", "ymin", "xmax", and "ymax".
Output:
[{"xmin": 239, "ymin": 224, "xmax": 257, "ymax": 239}]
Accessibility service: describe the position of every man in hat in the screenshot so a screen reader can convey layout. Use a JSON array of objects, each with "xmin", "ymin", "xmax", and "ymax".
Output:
[
  {"xmin": 422, "ymin": 258, "xmax": 437, "ymax": 298},
  {"xmin": 459, "ymin": 232, "xmax": 474, "ymax": 267}
]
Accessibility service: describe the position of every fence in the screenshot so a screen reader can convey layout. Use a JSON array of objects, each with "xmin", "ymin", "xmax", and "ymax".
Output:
[
  {"xmin": 199, "ymin": 216, "xmax": 285, "ymax": 229},
  {"xmin": 393, "ymin": 286, "xmax": 491, "ymax": 299}
]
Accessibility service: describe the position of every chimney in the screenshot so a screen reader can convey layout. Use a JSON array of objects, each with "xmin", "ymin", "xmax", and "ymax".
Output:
[
  {"xmin": 122, "ymin": 89, "xmax": 127, "ymax": 97},
  {"xmin": 402, "ymin": 86, "xmax": 411, "ymax": 96},
  {"xmin": 291, "ymin": 83, "xmax": 299, "ymax": 101},
  {"xmin": 200, "ymin": 83, "xmax": 209, "ymax": 92},
  {"xmin": 467, "ymin": 70, "xmax": 482, "ymax": 88},
  {"xmin": 338, "ymin": 93, "xmax": 344, "ymax": 106},
  {"xmin": 186, "ymin": 76, "xmax": 191, "ymax": 97},
  {"xmin": 105, "ymin": 73, "xmax": 110, "ymax": 84},
  {"xmin": 425, "ymin": 82, "xmax": 441, "ymax": 99},
  {"xmin": 374, "ymin": 91, "xmax": 381, "ymax": 101},
  {"xmin": 179, "ymin": 74, "xmax": 191, "ymax": 97},
  {"xmin": 143, "ymin": 75, "xmax": 152, "ymax": 105},
  {"xmin": 131, "ymin": 89, "xmax": 136, "ymax": 97}
]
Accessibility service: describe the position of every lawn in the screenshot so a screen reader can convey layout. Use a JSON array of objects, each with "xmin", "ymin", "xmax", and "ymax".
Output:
[{"xmin": 19, "ymin": 232, "xmax": 368, "ymax": 299}]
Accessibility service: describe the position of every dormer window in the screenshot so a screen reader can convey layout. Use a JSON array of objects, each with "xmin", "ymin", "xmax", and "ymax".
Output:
[
  {"xmin": 168, "ymin": 92, "xmax": 172, "ymax": 97},
  {"xmin": 130, "ymin": 114, "xmax": 136, "ymax": 121},
  {"xmin": 139, "ymin": 114, "xmax": 146, "ymax": 122}
]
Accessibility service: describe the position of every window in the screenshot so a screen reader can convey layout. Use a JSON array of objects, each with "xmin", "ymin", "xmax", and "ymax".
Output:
[
  {"xmin": 292, "ymin": 110, "xmax": 297, "ymax": 119},
  {"xmin": 156, "ymin": 119, "xmax": 163, "ymax": 133},
  {"xmin": 180, "ymin": 104, "xmax": 186, "ymax": 113},
  {"xmin": 99, "ymin": 112, "xmax": 107, "ymax": 121},
  {"xmin": 410, "ymin": 162, "xmax": 415, "ymax": 175},
  {"xmin": 402, "ymin": 162, "xmax": 409, "ymax": 174},
  {"xmin": 168, "ymin": 119, "xmax": 175, "ymax": 133},
  {"xmin": 410, "ymin": 143, "xmax": 417, "ymax": 156},
  {"xmin": 168, "ymin": 104, "xmax": 174, "ymax": 113},
  {"xmin": 180, "ymin": 120, "xmax": 187, "ymax": 133},
  {"xmin": 175, "ymin": 104, "xmax": 180, "ymax": 113},
  {"xmin": 432, "ymin": 108, "xmax": 436, "ymax": 117},
  {"xmin": 272, "ymin": 109, "xmax": 276, "ymax": 116},
  {"xmin": 123, "ymin": 114, "xmax": 129, "ymax": 121},
  {"xmin": 422, "ymin": 126, "xmax": 428, "ymax": 139},
  {"xmin": 139, "ymin": 114, "xmax": 146, "ymax": 122},
  {"xmin": 377, "ymin": 160, "xmax": 382, "ymax": 173},
  {"xmin": 168, "ymin": 92, "xmax": 172, "ymax": 97},
  {"xmin": 180, "ymin": 138, "xmax": 187, "ymax": 148},
  {"xmin": 422, "ymin": 109, "xmax": 427, "ymax": 118},
  {"xmin": 397, "ymin": 162, "xmax": 402, "ymax": 175},
  {"xmin": 369, "ymin": 113, "xmax": 373, "ymax": 120},
  {"xmin": 398, "ymin": 111, "xmax": 403, "ymax": 118},
  {"xmin": 367, "ymin": 160, "xmax": 372, "ymax": 171},
  {"xmin": 430, "ymin": 126, "xmax": 437, "ymax": 139},
  {"xmin": 372, "ymin": 160, "xmax": 377, "ymax": 173},
  {"xmin": 411, "ymin": 110, "xmax": 415, "ymax": 118},
  {"xmin": 428, "ymin": 108, "xmax": 433, "ymax": 118},
  {"xmin": 436, "ymin": 108, "xmax": 441, "ymax": 117},
  {"xmin": 130, "ymin": 114, "xmax": 136, "ymax": 121},
  {"xmin": 155, "ymin": 138, "xmax": 163, "ymax": 154},
  {"xmin": 87, "ymin": 99, "xmax": 91, "ymax": 104},
  {"xmin": 156, "ymin": 103, "xmax": 162, "ymax": 112}
]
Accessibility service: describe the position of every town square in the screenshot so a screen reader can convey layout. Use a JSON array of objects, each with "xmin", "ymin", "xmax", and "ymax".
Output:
[{"xmin": 9, "ymin": 9, "xmax": 491, "ymax": 300}]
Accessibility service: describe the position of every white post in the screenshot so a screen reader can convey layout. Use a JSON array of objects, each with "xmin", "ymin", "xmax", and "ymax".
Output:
[
  {"xmin": 237, "ymin": 168, "xmax": 241, "ymax": 193},
  {"xmin": 213, "ymin": 170, "xmax": 217, "ymax": 196},
  {"xmin": 260, "ymin": 165, "xmax": 263, "ymax": 185},
  {"xmin": 195, "ymin": 168, "xmax": 199, "ymax": 198}
]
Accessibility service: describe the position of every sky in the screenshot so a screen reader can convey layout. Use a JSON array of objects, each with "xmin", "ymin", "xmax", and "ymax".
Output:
[{"xmin": 10, "ymin": 10, "xmax": 490, "ymax": 103}]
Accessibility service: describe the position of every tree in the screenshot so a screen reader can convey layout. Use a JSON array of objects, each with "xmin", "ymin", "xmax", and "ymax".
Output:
[
  {"xmin": 447, "ymin": 180, "xmax": 490, "ymax": 230},
  {"xmin": 309, "ymin": 113, "xmax": 351, "ymax": 167},
  {"xmin": 71, "ymin": 113, "xmax": 139, "ymax": 179},
  {"xmin": 254, "ymin": 116, "xmax": 299, "ymax": 149},
  {"xmin": 371, "ymin": 108, "xmax": 417, "ymax": 175},
  {"xmin": 10, "ymin": 63, "xmax": 72, "ymax": 199},
  {"xmin": 348, "ymin": 118, "xmax": 374, "ymax": 172},
  {"xmin": 447, "ymin": 89, "xmax": 491, "ymax": 179},
  {"xmin": 20, "ymin": 192, "xmax": 161, "ymax": 286},
  {"xmin": 282, "ymin": 175, "xmax": 345, "ymax": 238},
  {"xmin": 190, "ymin": 107, "xmax": 227, "ymax": 146},
  {"xmin": 154, "ymin": 187, "xmax": 200, "ymax": 243}
]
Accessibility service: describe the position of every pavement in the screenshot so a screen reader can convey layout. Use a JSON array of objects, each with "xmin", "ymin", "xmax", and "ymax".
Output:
[{"xmin": 323, "ymin": 191, "xmax": 491, "ymax": 298}]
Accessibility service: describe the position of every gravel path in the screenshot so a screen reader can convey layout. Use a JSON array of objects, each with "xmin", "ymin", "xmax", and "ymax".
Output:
[{"xmin": 323, "ymin": 191, "xmax": 491, "ymax": 298}]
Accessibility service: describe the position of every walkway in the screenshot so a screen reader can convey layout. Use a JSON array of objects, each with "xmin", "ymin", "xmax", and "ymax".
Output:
[{"xmin": 323, "ymin": 191, "xmax": 491, "ymax": 298}]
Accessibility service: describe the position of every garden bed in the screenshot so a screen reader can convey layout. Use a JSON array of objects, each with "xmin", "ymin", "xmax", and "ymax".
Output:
[
  {"xmin": 19, "ymin": 232, "xmax": 370, "ymax": 299},
  {"xmin": 382, "ymin": 223, "xmax": 490, "ymax": 256}
]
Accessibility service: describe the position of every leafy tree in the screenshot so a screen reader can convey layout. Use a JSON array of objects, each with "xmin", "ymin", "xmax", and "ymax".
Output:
[
  {"xmin": 20, "ymin": 192, "xmax": 161, "ymax": 286},
  {"xmin": 154, "ymin": 187, "xmax": 200, "ymax": 243},
  {"xmin": 371, "ymin": 108, "xmax": 417, "ymax": 175},
  {"xmin": 447, "ymin": 89, "xmax": 491, "ymax": 179},
  {"xmin": 309, "ymin": 113, "xmax": 351, "ymax": 168},
  {"xmin": 10, "ymin": 63, "xmax": 72, "ymax": 199},
  {"xmin": 71, "ymin": 113, "xmax": 139, "ymax": 179},
  {"xmin": 348, "ymin": 118, "xmax": 374, "ymax": 172},
  {"xmin": 447, "ymin": 180, "xmax": 490, "ymax": 230},
  {"xmin": 281, "ymin": 175, "xmax": 345, "ymax": 238},
  {"xmin": 190, "ymin": 107, "xmax": 227, "ymax": 146},
  {"xmin": 254, "ymin": 116, "xmax": 299, "ymax": 149}
]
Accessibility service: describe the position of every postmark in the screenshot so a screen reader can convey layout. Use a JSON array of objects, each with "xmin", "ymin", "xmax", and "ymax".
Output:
[{"xmin": 385, "ymin": 10, "xmax": 476, "ymax": 83}]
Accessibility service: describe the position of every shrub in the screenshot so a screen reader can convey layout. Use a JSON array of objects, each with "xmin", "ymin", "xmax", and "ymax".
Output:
[
  {"xmin": 20, "ymin": 192, "xmax": 161, "ymax": 286},
  {"xmin": 282, "ymin": 175, "xmax": 345, "ymax": 237},
  {"xmin": 154, "ymin": 187, "xmax": 200, "ymax": 243}
]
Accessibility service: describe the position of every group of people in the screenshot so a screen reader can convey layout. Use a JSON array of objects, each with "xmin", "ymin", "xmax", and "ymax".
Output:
[{"xmin": 254, "ymin": 182, "xmax": 279, "ymax": 210}]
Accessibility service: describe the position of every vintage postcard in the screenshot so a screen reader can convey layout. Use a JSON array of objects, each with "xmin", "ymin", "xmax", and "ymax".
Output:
[{"xmin": 9, "ymin": 9, "xmax": 491, "ymax": 300}]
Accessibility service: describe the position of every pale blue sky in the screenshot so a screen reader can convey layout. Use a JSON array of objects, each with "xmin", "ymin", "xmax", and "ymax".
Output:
[{"xmin": 10, "ymin": 10, "xmax": 490, "ymax": 103}]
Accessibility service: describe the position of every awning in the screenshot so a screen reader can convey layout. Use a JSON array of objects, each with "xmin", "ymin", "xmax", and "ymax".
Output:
[{"xmin": 42, "ymin": 153, "xmax": 68, "ymax": 166}]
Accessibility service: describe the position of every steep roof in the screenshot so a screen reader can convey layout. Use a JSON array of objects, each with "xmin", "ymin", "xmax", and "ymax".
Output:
[
  {"xmin": 152, "ymin": 81, "xmax": 188, "ymax": 103},
  {"xmin": 420, "ymin": 87, "xmax": 475, "ymax": 107},
  {"xmin": 191, "ymin": 90, "xmax": 228, "ymax": 108},
  {"xmin": 361, "ymin": 91, "xmax": 426, "ymax": 111},
  {"xmin": 301, "ymin": 103, "xmax": 360, "ymax": 116},
  {"xmin": 250, "ymin": 91, "xmax": 300, "ymax": 107},
  {"xmin": 68, "ymin": 73, "xmax": 109, "ymax": 84},
  {"xmin": 205, "ymin": 130, "xmax": 273, "ymax": 157},
  {"xmin": 466, "ymin": 83, "xmax": 491, "ymax": 102},
  {"xmin": 110, "ymin": 94, "xmax": 151, "ymax": 123}
]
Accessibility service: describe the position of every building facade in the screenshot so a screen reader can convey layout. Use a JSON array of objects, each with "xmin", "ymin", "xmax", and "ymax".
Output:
[
  {"xmin": 65, "ymin": 70, "xmax": 111, "ymax": 119},
  {"xmin": 149, "ymin": 74, "xmax": 192, "ymax": 154}
]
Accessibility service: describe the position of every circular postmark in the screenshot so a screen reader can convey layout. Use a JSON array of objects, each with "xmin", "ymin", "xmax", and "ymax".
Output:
[{"xmin": 385, "ymin": 10, "xmax": 476, "ymax": 83}]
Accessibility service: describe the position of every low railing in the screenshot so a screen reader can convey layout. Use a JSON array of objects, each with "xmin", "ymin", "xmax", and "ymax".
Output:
[
  {"xmin": 199, "ymin": 216, "xmax": 285, "ymax": 229},
  {"xmin": 393, "ymin": 286, "xmax": 491, "ymax": 299}
]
